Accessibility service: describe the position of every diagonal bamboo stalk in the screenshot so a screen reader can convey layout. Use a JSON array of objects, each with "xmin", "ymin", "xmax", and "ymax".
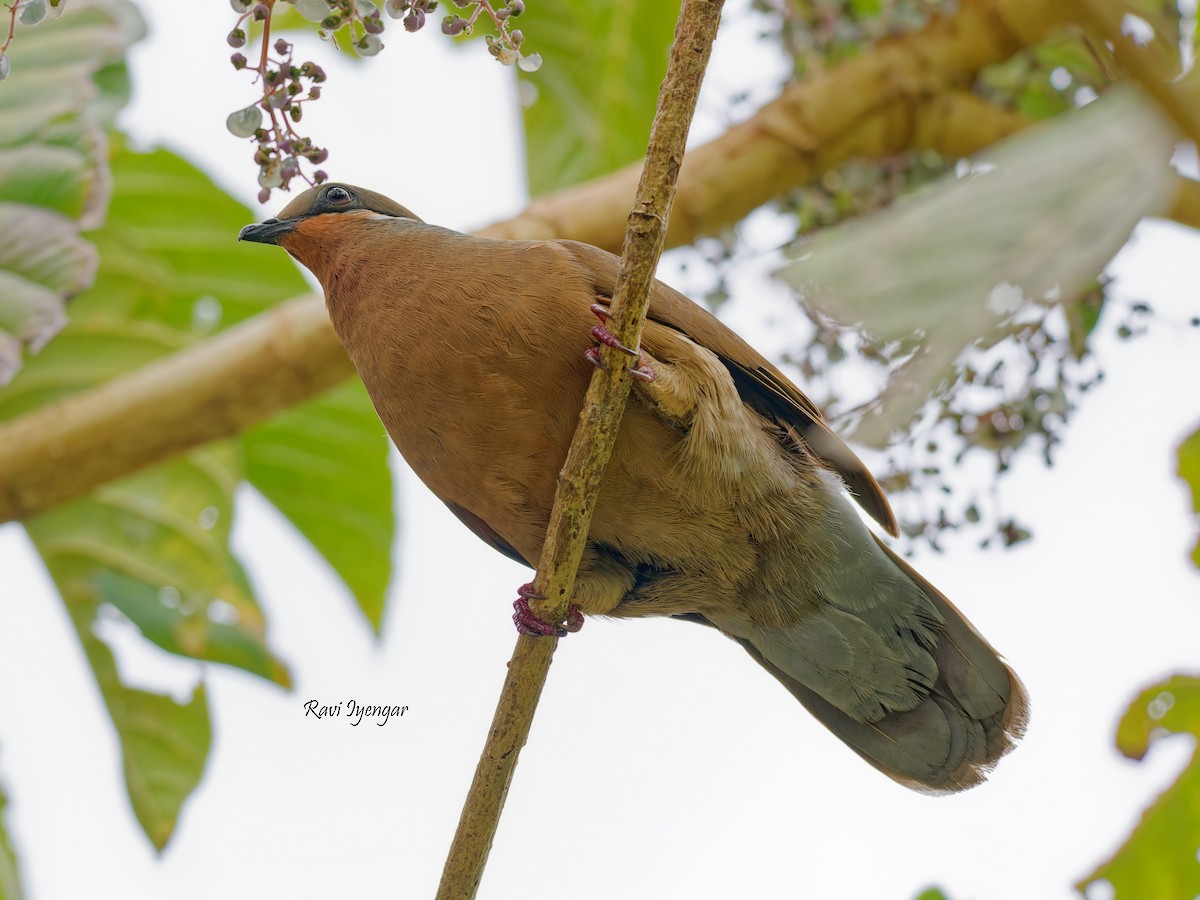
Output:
[{"xmin": 434, "ymin": 1, "xmax": 725, "ymax": 896}]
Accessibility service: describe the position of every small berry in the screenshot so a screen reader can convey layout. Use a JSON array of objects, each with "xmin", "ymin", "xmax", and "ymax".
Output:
[
  {"xmin": 293, "ymin": 0, "xmax": 331, "ymax": 22},
  {"xmin": 274, "ymin": 37, "xmax": 290, "ymax": 54},
  {"xmin": 230, "ymin": 0, "xmax": 252, "ymax": 11},
  {"xmin": 510, "ymin": 28, "xmax": 523, "ymax": 46},
  {"xmin": 259, "ymin": 162, "xmax": 284, "ymax": 189},
  {"xmin": 385, "ymin": 0, "xmax": 407, "ymax": 17},
  {"xmin": 364, "ymin": 16, "xmax": 383, "ymax": 33},
  {"xmin": 307, "ymin": 85, "xmax": 322, "ymax": 100},
  {"xmin": 358, "ymin": 33, "xmax": 384, "ymax": 54},
  {"xmin": 230, "ymin": 52, "xmax": 248, "ymax": 69},
  {"xmin": 227, "ymin": 28, "xmax": 247, "ymax": 48},
  {"xmin": 19, "ymin": 0, "xmax": 49, "ymax": 26},
  {"xmin": 252, "ymin": 3, "xmax": 270, "ymax": 20},
  {"xmin": 0, "ymin": 53, "xmax": 10, "ymax": 82},
  {"xmin": 508, "ymin": 0, "xmax": 524, "ymax": 14},
  {"xmin": 314, "ymin": 170, "xmax": 329, "ymax": 184},
  {"xmin": 403, "ymin": 9, "xmax": 423, "ymax": 30},
  {"xmin": 226, "ymin": 104, "xmax": 264, "ymax": 138},
  {"xmin": 258, "ymin": 188, "xmax": 272, "ymax": 204}
]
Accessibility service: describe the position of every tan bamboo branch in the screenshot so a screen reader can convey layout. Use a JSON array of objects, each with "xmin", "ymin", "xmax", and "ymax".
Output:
[
  {"xmin": 481, "ymin": 0, "xmax": 1071, "ymax": 250},
  {"xmin": 1066, "ymin": 0, "xmax": 1200, "ymax": 147},
  {"xmin": 0, "ymin": 295, "xmax": 350, "ymax": 522},
  {"xmin": 434, "ymin": 2, "xmax": 725, "ymax": 897}
]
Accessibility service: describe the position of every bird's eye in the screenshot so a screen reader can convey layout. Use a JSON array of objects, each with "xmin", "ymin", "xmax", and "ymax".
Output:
[{"xmin": 326, "ymin": 186, "xmax": 351, "ymax": 205}]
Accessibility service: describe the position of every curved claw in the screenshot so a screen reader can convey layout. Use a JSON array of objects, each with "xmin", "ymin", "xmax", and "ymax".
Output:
[
  {"xmin": 512, "ymin": 583, "xmax": 584, "ymax": 637},
  {"xmin": 584, "ymin": 347, "xmax": 656, "ymax": 383},
  {"xmin": 591, "ymin": 324, "xmax": 639, "ymax": 357}
]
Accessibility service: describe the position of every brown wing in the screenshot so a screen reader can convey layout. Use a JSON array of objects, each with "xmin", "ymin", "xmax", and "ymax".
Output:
[
  {"xmin": 444, "ymin": 501, "xmax": 532, "ymax": 567},
  {"xmin": 559, "ymin": 240, "xmax": 898, "ymax": 537}
]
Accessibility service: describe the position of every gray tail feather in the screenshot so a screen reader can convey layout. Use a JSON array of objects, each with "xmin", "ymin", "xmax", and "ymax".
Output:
[
  {"xmin": 702, "ymin": 537, "xmax": 1028, "ymax": 793},
  {"xmin": 735, "ymin": 633, "xmax": 1027, "ymax": 794}
]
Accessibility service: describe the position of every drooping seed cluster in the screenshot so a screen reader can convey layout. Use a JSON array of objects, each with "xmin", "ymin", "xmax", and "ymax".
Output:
[
  {"xmin": 0, "ymin": 0, "xmax": 68, "ymax": 80},
  {"xmin": 226, "ymin": 0, "xmax": 540, "ymax": 203}
]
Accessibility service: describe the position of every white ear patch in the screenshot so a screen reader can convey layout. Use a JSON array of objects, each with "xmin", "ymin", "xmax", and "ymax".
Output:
[{"xmin": 361, "ymin": 210, "xmax": 414, "ymax": 222}]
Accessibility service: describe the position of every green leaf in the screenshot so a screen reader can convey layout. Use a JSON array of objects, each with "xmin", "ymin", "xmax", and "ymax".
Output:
[
  {"xmin": 913, "ymin": 889, "xmax": 950, "ymax": 900},
  {"xmin": 1034, "ymin": 36, "xmax": 1105, "ymax": 89},
  {"xmin": 1016, "ymin": 78, "xmax": 1071, "ymax": 120},
  {"xmin": 0, "ymin": 776, "xmax": 24, "ymax": 900},
  {"xmin": 99, "ymin": 144, "xmax": 312, "ymax": 330},
  {"xmin": 0, "ymin": 0, "xmax": 146, "ymax": 385},
  {"xmin": 1078, "ymin": 674, "xmax": 1200, "ymax": 899},
  {"xmin": 1178, "ymin": 425, "xmax": 1200, "ymax": 568},
  {"xmin": 777, "ymin": 87, "xmax": 1177, "ymax": 446},
  {"xmin": 0, "ymin": 143, "xmax": 303, "ymax": 848},
  {"xmin": 24, "ymin": 440, "xmax": 290, "ymax": 680},
  {"xmin": 849, "ymin": 0, "xmax": 883, "ymax": 18},
  {"xmin": 93, "ymin": 539, "xmax": 290, "ymax": 687},
  {"xmin": 243, "ymin": 379, "xmax": 395, "ymax": 631},
  {"xmin": 85, "ymin": 635, "xmax": 212, "ymax": 852},
  {"xmin": 516, "ymin": 0, "xmax": 679, "ymax": 195}
]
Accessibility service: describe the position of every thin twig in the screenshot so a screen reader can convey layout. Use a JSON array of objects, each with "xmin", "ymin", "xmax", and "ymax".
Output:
[{"xmin": 434, "ymin": 1, "xmax": 725, "ymax": 897}]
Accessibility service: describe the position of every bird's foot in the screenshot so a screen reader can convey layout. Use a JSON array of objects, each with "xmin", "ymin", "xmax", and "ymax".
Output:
[
  {"xmin": 586, "ymin": 304, "xmax": 656, "ymax": 382},
  {"xmin": 512, "ymin": 582, "xmax": 584, "ymax": 637}
]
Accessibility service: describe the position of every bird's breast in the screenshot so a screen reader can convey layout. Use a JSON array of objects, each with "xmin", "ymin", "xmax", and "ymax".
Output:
[{"xmin": 332, "ymin": 279, "xmax": 602, "ymax": 559}]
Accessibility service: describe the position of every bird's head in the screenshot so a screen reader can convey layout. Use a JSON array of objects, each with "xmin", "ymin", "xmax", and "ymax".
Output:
[{"xmin": 238, "ymin": 183, "xmax": 421, "ymax": 275}]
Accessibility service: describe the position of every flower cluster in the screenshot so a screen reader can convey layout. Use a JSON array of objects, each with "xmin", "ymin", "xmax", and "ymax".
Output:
[
  {"xmin": 0, "ymin": 0, "xmax": 68, "ymax": 80},
  {"xmin": 226, "ymin": 0, "xmax": 540, "ymax": 202}
]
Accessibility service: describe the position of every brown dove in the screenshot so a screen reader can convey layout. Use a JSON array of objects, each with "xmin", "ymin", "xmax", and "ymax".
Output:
[{"xmin": 239, "ymin": 183, "xmax": 1028, "ymax": 793}]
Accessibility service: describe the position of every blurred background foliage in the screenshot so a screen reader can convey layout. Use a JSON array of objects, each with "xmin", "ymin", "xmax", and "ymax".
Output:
[{"xmin": 0, "ymin": 0, "xmax": 1198, "ymax": 897}]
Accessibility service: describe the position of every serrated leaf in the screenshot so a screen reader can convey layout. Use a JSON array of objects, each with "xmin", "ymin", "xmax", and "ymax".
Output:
[
  {"xmin": 243, "ymin": 379, "xmax": 395, "ymax": 630},
  {"xmin": 1178, "ymin": 425, "xmax": 1200, "ymax": 568},
  {"xmin": 1077, "ymin": 674, "xmax": 1200, "ymax": 899},
  {"xmin": 0, "ymin": 143, "xmax": 302, "ymax": 848},
  {"xmin": 0, "ymin": 0, "xmax": 145, "ymax": 385},
  {"xmin": 777, "ymin": 87, "xmax": 1176, "ymax": 446},
  {"xmin": 84, "ymin": 635, "xmax": 212, "ymax": 852},
  {"xmin": 97, "ymin": 569, "xmax": 290, "ymax": 687},
  {"xmin": 24, "ymin": 441, "xmax": 290, "ymax": 685},
  {"xmin": 516, "ymin": 0, "xmax": 679, "ymax": 195},
  {"xmin": 0, "ymin": 776, "xmax": 23, "ymax": 900}
]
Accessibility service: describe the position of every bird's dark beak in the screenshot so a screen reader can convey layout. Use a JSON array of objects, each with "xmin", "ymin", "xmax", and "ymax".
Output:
[{"xmin": 238, "ymin": 217, "xmax": 294, "ymax": 245}]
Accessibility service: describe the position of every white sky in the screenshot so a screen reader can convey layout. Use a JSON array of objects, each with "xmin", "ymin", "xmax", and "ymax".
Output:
[{"xmin": 2, "ymin": 3, "xmax": 1200, "ymax": 899}]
